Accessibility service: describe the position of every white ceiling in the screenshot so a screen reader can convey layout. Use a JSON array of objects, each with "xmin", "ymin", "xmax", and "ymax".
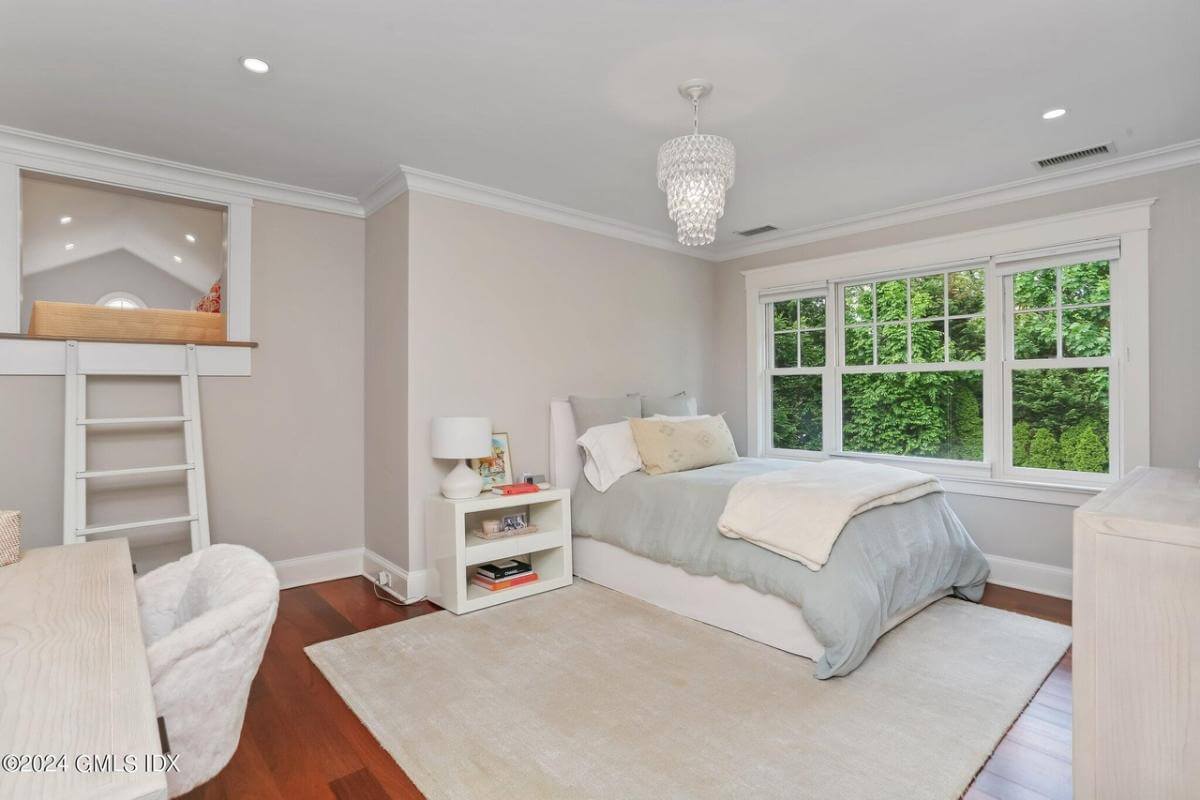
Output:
[
  {"xmin": 1, "ymin": 0, "xmax": 1197, "ymax": 247},
  {"xmin": 21, "ymin": 176, "xmax": 226, "ymax": 291}
]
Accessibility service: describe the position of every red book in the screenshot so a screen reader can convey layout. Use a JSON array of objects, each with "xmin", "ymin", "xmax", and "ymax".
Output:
[
  {"xmin": 490, "ymin": 483, "xmax": 540, "ymax": 496},
  {"xmin": 472, "ymin": 572, "xmax": 538, "ymax": 591}
]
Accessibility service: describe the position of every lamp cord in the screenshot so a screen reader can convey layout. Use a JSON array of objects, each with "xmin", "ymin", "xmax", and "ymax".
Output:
[{"xmin": 372, "ymin": 580, "xmax": 427, "ymax": 607}]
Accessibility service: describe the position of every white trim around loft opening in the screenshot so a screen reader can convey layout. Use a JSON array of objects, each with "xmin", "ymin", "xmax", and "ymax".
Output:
[
  {"xmin": 743, "ymin": 199, "xmax": 1153, "ymax": 506},
  {"xmin": 0, "ymin": 131, "xmax": 257, "ymax": 374}
]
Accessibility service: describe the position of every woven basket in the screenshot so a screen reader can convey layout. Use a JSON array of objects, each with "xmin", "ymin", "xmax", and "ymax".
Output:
[{"xmin": 0, "ymin": 510, "xmax": 20, "ymax": 567}]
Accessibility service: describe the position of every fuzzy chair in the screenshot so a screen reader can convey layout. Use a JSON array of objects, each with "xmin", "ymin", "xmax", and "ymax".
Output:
[{"xmin": 136, "ymin": 544, "xmax": 279, "ymax": 797}]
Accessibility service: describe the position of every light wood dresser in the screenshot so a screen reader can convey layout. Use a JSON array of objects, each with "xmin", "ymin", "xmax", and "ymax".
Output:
[
  {"xmin": 0, "ymin": 538, "xmax": 168, "ymax": 800},
  {"xmin": 1073, "ymin": 466, "xmax": 1200, "ymax": 799}
]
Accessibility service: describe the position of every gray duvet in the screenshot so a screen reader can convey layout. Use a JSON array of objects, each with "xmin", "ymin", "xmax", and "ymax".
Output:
[{"xmin": 571, "ymin": 458, "xmax": 990, "ymax": 678}]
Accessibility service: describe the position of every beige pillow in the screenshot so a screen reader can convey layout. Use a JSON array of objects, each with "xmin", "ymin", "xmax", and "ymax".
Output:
[{"xmin": 629, "ymin": 415, "xmax": 739, "ymax": 475}]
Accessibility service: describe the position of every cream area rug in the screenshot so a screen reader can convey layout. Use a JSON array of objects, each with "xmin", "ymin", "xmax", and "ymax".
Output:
[{"xmin": 306, "ymin": 581, "xmax": 1070, "ymax": 800}]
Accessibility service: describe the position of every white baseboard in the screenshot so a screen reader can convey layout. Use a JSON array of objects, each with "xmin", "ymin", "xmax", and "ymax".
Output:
[
  {"xmin": 362, "ymin": 548, "xmax": 429, "ymax": 603},
  {"xmin": 272, "ymin": 546, "xmax": 1070, "ymax": 604},
  {"xmin": 984, "ymin": 553, "xmax": 1072, "ymax": 600},
  {"xmin": 272, "ymin": 547, "xmax": 365, "ymax": 590}
]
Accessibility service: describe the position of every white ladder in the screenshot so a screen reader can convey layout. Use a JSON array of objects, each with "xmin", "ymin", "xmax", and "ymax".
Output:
[{"xmin": 63, "ymin": 341, "xmax": 211, "ymax": 552}]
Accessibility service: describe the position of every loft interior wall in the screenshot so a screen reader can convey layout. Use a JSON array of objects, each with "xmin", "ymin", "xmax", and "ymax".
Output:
[
  {"xmin": 0, "ymin": 201, "xmax": 367, "ymax": 563},
  {"xmin": 20, "ymin": 250, "xmax": 201, "ymax": 329},
  {"xmin": 711, "ymin": 163, "xmax": 1200, "ymax": 569}
]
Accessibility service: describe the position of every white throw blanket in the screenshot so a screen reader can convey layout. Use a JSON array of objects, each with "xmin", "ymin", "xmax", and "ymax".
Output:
[{"xmin": 717, "ymin": 460, "xmax": 942, "ymax": 571}]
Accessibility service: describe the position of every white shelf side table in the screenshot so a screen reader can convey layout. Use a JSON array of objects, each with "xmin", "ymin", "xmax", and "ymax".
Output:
[{"xmin": 425, "ymin": 488, "xmax": 572, "ymax": 614}]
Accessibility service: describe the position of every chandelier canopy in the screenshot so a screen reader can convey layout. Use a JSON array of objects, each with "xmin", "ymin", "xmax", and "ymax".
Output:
[{"xmin": 656, "ymin": 80, "xmax": 735, "ymax": 247}]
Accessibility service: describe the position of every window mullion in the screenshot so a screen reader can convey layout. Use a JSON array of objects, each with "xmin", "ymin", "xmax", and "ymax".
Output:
[{"xmin": 983, "ymin": 262, "xmax": 1006, "ymax": 476}]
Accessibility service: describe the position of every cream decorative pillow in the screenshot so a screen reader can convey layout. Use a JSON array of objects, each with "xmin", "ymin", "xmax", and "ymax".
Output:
[{"xmin": 629, "ymin": 415, "xmax": 739, "ymax": 476}]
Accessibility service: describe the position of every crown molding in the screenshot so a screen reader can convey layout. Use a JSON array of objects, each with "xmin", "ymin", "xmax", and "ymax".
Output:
[
  {"xmin": 359, "ymin": 164, "xmax": 718, "ymax": 260},
  {"xmin": 713, "ymin": 138, "xmax": 1200, "ymax": 261},
  {"xmin": 2, "ymin": 122, "xmax": 1196, "ymax": 263},
  {"xmin": 0, "ymin": 124, "xmax": 364, "ymax": 217}
]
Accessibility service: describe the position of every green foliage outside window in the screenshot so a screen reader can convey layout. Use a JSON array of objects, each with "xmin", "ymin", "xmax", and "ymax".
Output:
[
  {"xmin": 842, "ymin": 371, "xmax": 983, "ymax": 460},
  {"xmin": 772, "ymin": 375, "xmax": 822, "ymax": 451},
  {"xmin": 1010, "ymin": 261, "xmax": 1111, "ymax": 473},
  {"xmin": 770, "ymin": 261, "xmax": 1112, "ymax": 474}
]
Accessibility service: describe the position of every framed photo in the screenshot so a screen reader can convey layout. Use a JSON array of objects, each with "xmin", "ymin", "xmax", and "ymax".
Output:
[
  {"xmin": 500, "ymin": 512, "xmax": 528, "ymax": 532},
  {"xmin": 471, "ymin": 432, "xmax": 513, "ymax": 490}
]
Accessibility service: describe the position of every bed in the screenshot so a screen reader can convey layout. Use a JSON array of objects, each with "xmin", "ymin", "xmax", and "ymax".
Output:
[{"xmin": 549, "ymin": 400, "xmax": 991, "ymax": 678}]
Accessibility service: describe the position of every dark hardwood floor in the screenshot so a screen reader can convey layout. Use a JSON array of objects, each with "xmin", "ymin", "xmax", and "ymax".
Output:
[
  {"xmin": 182, "ymin": 578, "xmax": 1072, "ymax": 800},
  {"xmin": 969, "ymin": 585, "xmax": 1073, "ymax": 800}
]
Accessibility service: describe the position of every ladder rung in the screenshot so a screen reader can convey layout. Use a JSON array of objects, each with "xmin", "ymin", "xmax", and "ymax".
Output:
[
  {"xmin": 77, "ymin": 464, "xmax": 194, "ymax": 479},
  {"xmin": 78, "ymin": 416, "xmax": 189, "ymax": 426},
  {"xmin": 77, "ymin": 515, "xmax": 199, "ymax": 537}
]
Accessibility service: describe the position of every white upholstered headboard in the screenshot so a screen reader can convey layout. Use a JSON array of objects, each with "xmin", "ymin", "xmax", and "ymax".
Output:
[{"xmin": 549, "ymin": 399, "xmax": 582, "ymax": 490}]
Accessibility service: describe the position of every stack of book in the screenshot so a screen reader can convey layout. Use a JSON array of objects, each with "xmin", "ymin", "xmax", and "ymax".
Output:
[{"xmin": 471, "ymin": 559, "xmax": 537, "ymax": 592}]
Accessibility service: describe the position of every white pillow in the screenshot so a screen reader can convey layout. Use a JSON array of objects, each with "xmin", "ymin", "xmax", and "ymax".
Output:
[{"xmin": 576, "ymin": 420, "xmax": 642, "ymax": 492}]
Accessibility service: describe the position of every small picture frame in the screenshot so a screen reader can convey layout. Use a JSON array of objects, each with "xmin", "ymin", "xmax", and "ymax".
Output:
[
  {"xmin": 471, "ymin": 431, "xmax": 513, "ymax": 491},
  {"xmin": 500, "ymin": 512, "xmax": 528, "ymax": 532}
]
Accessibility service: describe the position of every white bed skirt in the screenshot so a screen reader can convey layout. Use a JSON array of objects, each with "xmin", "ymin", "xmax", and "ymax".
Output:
[
  {"xmin": 573, "ymin": 535, "xmax": 950, "ymax": 664},
  {"xmin": 573, "ymin": 535, "xmax": 826, "ymax": 660}
]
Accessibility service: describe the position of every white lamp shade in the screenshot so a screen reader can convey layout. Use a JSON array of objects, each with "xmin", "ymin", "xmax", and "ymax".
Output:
[{"xmin": 431, "ymin": 417, "xmax": 492, "ymax": 459}]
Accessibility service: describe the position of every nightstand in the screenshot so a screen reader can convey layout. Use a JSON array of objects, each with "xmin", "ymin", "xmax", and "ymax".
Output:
[{"xmin": 425, "ymin": 488, "xmax": 572, "ymax": 614}]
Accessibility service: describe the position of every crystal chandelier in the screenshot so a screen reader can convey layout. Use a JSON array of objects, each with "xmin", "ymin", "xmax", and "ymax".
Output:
[{"xmin": 656, "ymin": 80, "xmax": 736, "ymax": 246}]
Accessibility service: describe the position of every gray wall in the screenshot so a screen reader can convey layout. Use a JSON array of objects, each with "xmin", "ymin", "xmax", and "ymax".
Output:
[
  {"xmin": 399, "ymin": 191, "xmax": 714, "ymax": 572},
  {"xmin": 712, "ymin": 164, "xmax": 1200, "ymax": 567},
  {"xmin": 364, "ymin": 194, "xmax": 410, "ymax": 570},
  {"xmin": 0, "ymin": 202, "xmax": 367, "ymax": 565},
  {"xmin": 21, "ymin": 249, "xmax": 201, "ymax": 331}
]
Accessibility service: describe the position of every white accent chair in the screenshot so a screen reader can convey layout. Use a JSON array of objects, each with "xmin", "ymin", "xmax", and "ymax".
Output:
[{"xmin": 136, "ymin": 544, "xmax": 279, "ymax": 797}]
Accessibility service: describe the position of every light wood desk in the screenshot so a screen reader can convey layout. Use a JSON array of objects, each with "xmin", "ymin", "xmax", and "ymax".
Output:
[{"xmin": 0, "ymin": 538, "xmax": 168, "ymax": 800}]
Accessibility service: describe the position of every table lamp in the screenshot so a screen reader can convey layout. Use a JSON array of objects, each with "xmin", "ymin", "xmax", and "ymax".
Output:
[{"xmin": 431, "ymin": 417, "xmax": 493, "ymax": 499}]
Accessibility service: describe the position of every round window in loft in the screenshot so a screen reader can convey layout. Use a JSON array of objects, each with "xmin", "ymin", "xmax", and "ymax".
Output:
[{"xmin": 96, "ymin": 291, "xmax": 148, "ymax": 310}]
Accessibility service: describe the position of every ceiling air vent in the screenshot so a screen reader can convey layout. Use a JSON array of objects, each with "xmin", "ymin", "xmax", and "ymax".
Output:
[
  {"xmin": 1035, "ymin": 142, "xmax": 1113, "ymax": 169},
  {"xmin": 735, "ymin": 224, "xmax": 779, "ymax": 237}
]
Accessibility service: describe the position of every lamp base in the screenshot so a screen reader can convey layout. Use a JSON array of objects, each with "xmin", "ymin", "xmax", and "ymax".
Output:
[{"xmin": 441, "ymin": 459, "xmax": 484, "ymax": 499}]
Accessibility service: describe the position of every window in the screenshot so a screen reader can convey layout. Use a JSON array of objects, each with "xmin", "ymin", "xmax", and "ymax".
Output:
[
  {"xmin": 1006, "ymin": 260, "xmax": 1113, "ymax": 476},
  {"xmin": 839, "ymin": 267, "xmax": 985, "ymax": 461},
  {"xmin": 748, "ymin": 202, "xmax": 1150, "ymax": 503},
  {"xmin": 767, "ymin": 294, "xmax": 825, "ymax": 451},
  {"xmin": 96, "ymin": 291, "xmax": 147, "ymax": 310}
]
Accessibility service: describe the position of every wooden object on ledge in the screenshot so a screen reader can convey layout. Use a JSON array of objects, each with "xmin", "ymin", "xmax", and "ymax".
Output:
[{"xmin": 28, "ymin": 300, "xmax": 226, "ymax": 344}]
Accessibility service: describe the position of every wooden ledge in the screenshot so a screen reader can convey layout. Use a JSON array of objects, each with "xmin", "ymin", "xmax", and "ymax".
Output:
[{"xmin": 0, "ymin": 333, "xmax": 258, "ymax": 348}]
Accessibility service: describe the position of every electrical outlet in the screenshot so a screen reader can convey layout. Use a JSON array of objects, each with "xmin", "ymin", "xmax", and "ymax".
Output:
[{"xmin": 377, "ymin": 570, "xmax": 392, "ymax": 587}]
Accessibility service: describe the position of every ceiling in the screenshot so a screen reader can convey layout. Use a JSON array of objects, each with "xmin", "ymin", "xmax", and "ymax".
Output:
[
  {"xmin": 22, "ymin": 175, "xmax": 226, "ymax": 291},
  {"xmin": 1, "ymin": 0, "xmax": 1197, "ymax": 248}
]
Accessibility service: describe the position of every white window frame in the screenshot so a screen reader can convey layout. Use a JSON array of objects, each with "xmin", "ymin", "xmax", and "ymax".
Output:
[
  {"xmin": 761, "ymin": 285, "xmax": 833, "ymax": 459},
  {"xmin": 743, "ymin": 200, "xmax": 1152, "ymax": 506},
  {"xmin": 0, "ymin": 151, "xmax": 252, "ymax": 376}
]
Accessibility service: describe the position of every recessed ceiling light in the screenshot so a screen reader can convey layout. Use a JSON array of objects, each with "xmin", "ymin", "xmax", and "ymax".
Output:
[
  {"xmin": 1042, "ymin": 108, "xmax": 1068, "ymax": 120},
  {"xmin": 240, "ymin": 57, "xmax": 270, "ymax": 74},
  {"xmin": 185, "ymin": 233, "xmax": 196, "ymax": 243},
  {"xmin": 173, "ymin": 255, "xmax": 183, "ymax": 263},
  {"xmin": 64, "ymin": 243, "xmax": 75, "ymax": 251},
  {"xmin": 59, "ymin": 215, "xmax": 72, "ymax": 225}
]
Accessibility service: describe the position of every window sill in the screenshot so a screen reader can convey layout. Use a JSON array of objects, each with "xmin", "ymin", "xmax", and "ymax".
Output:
[{"xmin": 761, "ymin": 449, "xmax": 1104, "ymax": 507}]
